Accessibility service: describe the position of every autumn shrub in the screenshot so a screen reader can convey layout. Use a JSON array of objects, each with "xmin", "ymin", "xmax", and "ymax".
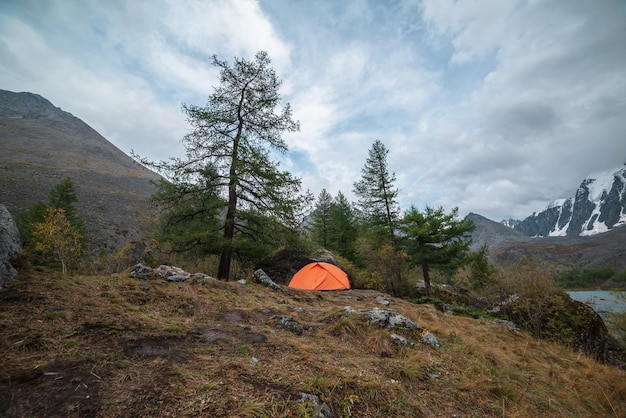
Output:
[
  {"xmin": 336, "ymin": 254, "xmax": 385, "ymax": 291},
  {"xmin": 488, "ymin": 257, "xmax": 561, "ymax": 338},
  {"xmin": 32, "ymin": 208, "xmax": 84, "ymax": 274},
  {"xmin": 355, "ymin": 238, "xmax": 405, "ymax": 295}
]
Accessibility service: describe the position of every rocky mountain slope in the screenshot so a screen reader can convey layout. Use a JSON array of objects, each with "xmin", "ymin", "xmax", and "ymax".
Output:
[
  {"xmin": 0, "ymin": 89, "xmax": 162, "ymax": 251},
  {"xmin": 466, "ymin": 213, "xmax": 531, "ymax": 251},
  {"xmin": 514, "ymin": 165, "xmax": 626, "ymax": 237},
  {"xmin": 470, "ymin": 211, "xmax": 626, "ymax": 272}
]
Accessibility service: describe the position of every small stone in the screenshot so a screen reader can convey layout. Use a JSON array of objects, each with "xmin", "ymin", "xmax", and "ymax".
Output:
[
  {"xmin": 273, "ymin": 315, "xmax": 303, "ymax": 335},
  {"xmin": 374, "ymin": 296, "xmax": 391, "ymax": 306},
  {"xmin": 422, "ymin": 331, "xmax": 441, "ymax": 349}
]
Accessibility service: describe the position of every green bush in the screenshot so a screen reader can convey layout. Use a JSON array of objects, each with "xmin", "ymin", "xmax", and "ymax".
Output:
[
  {"xmin": 409, "ymin": 296, "xmax": 445, "ymax": 311},
  {"xmin": 610, "ymin": 270, "xmax": 626, "ymax": 283},
  {"xmin": 554, "ymin": 267, "xmax": 614, "ymax": 289}
]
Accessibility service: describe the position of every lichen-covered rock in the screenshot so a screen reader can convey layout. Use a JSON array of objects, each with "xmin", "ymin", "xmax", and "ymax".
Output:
[
  {"xmin": 130, "ymin": 262, "xmax": 153, "ymax": 279},
  {"xmin": 154, "ymin": 265, "xmax": 189, "ymax": 278},
  {"xmin": 252, "ymin": 269, "xmax": 281, "ymax": 290},
  {"xmin": 344, "ymin": 306, "xmax": 423, "ymax": 331}
]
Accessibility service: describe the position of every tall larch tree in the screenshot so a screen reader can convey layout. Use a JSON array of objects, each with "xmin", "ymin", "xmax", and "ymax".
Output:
[{"xmin": 140, "ymin": 51, "xmax": 302, "ymax": 280}]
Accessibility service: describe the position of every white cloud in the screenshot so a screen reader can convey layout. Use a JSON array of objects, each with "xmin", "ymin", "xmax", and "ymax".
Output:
[
  {"xmin": 1, "ymin": 0, "xmax": 625, "ymax": 222},
  {"xmin": 421, "ymin": 0, "xmax": 517, "ymax": 63}
]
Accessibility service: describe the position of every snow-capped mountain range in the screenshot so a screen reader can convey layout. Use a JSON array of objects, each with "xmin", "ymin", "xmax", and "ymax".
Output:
[{"xmin": 511, "ymin": 165, "xmax": 626, "ymax": 237}]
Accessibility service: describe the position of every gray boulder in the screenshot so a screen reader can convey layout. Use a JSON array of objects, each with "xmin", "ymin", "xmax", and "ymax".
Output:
[
  {"xmin": 343, "ymin": 306, "xmax": 423, "ymax": 331},
  {"xmin": 130, "ymin": 262, "xmax": 153, "ymax": 279},
  {"xmin": 252, "ymin": 269, "xmax": 281, "ymax": 290},
  {"xmin": 0, "ymin": 204, "xmax": 21, "ymax": 289}
]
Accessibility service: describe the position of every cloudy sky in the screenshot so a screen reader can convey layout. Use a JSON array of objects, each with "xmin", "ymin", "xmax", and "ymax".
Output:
[{"xmin": 1, "ymin": 0, "xmax": 625, "ymax": 221}]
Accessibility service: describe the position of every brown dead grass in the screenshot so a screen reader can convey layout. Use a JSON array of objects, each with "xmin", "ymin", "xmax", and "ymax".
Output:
[{"xmin": 1, "ymin": 271, "xmax": 625, "ymax": 417}]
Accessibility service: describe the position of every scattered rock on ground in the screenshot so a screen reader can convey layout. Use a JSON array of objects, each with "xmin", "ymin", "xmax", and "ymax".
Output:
[
  {"xmin": 130, "ymin": 263, "xmax": 153, "ymax": 279},
  {"xmin": 493, "ymin": 319, "xmax": 519, "ymax": 332},
  {"xmin": 421, "ymin": 331, "xmax": 441, "ymax": 349},
  {"xmin": 374, "ymin": 296, "xmax": 391, "ymax": 306},
  {"xmin": 167, "ymin": 275, "xmax": 188, "ymax": 282},
  {"xmin": 343, "ymin": 306, "xmax": 441, "ymax": 349},
  {"xmin": 299, "ymin": 393, "xmax": 336, "ymax": 418},
  {"xmin": 273, "ymin": 315, "xmax": 303, "ymax": 335},
  {"xmin": 390, "ymin": 333, "xmax": 410, "ymax": 346},
  {"xmin": 344, "ymin": 306, "xmax": 423, "ymax": 331},
  {"xmin": 154, "ymin": 265, "xmax": 189, "ymax": 279}
]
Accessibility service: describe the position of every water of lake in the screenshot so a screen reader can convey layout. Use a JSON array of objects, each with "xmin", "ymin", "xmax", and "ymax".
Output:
[{"xmin": 567, "ymin": 290, "xmax": 626, "ymax": 313}]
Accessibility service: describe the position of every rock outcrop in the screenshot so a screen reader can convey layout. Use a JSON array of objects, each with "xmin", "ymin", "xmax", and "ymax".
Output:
[
  {"xmin": 256, "ymin": 248, "xmax": 340, "ymax": 285},
  {"xmin": 0, "ymin": 204, "xmax": 21, "ymax": 289}
]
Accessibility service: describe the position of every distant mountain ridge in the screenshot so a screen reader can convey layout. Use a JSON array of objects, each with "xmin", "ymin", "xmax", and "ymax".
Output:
[
  {"xmin": 0, "ymin": 89, "xmax": 162, "ymax": 251},
  {"xmin": 466, "ymin": 213, "xmax": 530, "ymax": 251},
  {"xmin": 513, "ymin": 166, "xmax": 626, "ymax": 237}
]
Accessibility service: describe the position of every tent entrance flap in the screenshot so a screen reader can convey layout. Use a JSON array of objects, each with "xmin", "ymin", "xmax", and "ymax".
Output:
[{"xmin": 288, "ymin": 262, "xmax": 350, "ymax": 290}]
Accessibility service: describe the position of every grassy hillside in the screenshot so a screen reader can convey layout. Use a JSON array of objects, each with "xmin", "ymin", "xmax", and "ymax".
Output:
[{"xmin": 1, "ymin": 271, "xmax": 625, "ymax": 417}]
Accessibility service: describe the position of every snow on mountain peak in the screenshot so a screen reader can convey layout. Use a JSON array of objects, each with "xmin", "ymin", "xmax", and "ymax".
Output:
[
  {"xmin": 585, "ymin": 167, "xmax": 624, "ymax": 202},
  {"xmin": 545, "ymin": 198, "xmax": 568, "ymax": 210},
  {"xmin": 513, "ymin": 165, "xmax": 626, "ymax": 237}
]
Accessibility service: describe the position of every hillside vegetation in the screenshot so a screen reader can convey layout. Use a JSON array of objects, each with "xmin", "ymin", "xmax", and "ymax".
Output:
[{"xmin": 1, "ymin": 271, "xmax": 625, "ymax": 417}]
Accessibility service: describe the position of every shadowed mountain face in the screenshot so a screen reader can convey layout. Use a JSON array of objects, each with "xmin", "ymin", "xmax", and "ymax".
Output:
[
  {"xmin": 0, "ymin": 89, "xmax": 162, "ymax": 251},
  {"xmin": 466, "ymin": 212, "xmax": 531, "ymax": 252}
]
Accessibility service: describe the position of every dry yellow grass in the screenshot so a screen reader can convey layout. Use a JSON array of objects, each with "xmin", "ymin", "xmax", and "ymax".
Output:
[{"xmin": 1, "ymin": 271, "xmax": 624, "ymax": 417}]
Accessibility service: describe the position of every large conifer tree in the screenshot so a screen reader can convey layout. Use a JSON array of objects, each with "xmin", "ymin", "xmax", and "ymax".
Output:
[
  {"xmin": 399, "ymin": 206, "xmax": 475, "ymax": 296},
  {"xmin": 353, "ymin": 140, "xmax": 403, "ymax": 294},
  {"xmin": 328, "ymin": 191, "xmax": 358, "ymax": 261},
  {"xmin": 353, "ymin": 140, "xmax": 400, "ymax": 242},
  {"xmin": 310, "ymin": 189, "xmax": 333, "ymax": 248},
  {"xmin": 143, "ymin": 52, "xmax": 303, "ymax": 280}
]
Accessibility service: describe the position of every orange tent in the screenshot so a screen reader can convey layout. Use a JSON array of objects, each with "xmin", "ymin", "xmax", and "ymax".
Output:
[{"xmin": 288, "ymin": 262, "xmax": 351, "ymax": 291}]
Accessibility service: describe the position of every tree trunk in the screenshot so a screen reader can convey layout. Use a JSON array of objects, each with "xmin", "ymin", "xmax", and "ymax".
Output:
[
  {"xmin": 217, "ymin": 114, "xmax": 243, "ymax": 281},
  {"xmin": 217, "ymin": 245, "xmax": 232, "ymax": 280},
  {"xmin": 217, "ymin": 166, "xmax": 238, "ymax": 280},
  {"xmin": 421, "ymin": 258, "xmax": 431, "ymax": 296}
]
